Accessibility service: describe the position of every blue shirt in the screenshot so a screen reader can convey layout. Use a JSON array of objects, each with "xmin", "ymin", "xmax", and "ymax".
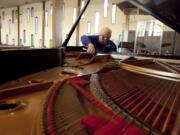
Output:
[{"xmin": 81, "ymin": 35, "xmax": 117, "ymax": 53}]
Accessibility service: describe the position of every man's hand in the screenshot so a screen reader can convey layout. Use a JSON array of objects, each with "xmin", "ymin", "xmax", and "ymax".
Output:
[{"xmin": 87, "ymin": 43, "xmax": 96, "ymax": 54}]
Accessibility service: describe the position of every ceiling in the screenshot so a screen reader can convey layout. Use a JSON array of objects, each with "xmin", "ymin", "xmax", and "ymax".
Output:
[{"xmin": 0, "ymin": 0, "xmax": 49, "ymax": 8}]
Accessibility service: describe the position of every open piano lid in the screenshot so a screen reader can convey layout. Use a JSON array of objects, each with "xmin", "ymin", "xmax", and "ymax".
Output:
[{"xmin": 118, "ymin": 0, "xmax": 180, "ymax": 33}]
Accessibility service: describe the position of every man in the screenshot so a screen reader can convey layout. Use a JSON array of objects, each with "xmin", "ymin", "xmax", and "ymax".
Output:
[{"xmin": 81, "ymin": 27, "xmax": 117, "ymax": 54}]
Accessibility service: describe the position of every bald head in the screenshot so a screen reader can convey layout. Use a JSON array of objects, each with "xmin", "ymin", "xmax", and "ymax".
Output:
[
  {"xmin": 99, "ymin": 27, "xmax": 112, "ymax": 37},
  {"xmin": 99, "ymin": 27, "xmax": 112, "ymax": 45}
]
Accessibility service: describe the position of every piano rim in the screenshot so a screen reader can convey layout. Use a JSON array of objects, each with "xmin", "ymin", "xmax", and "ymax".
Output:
[{"xmin": 120, "ymin": 63, "xmax": 180, "ymax": 81}]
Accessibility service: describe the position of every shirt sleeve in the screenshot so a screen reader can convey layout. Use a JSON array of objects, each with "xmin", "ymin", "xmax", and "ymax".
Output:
[{"xmin": 81, "ymin": 35, "xmax": 92, "ymax": 47}]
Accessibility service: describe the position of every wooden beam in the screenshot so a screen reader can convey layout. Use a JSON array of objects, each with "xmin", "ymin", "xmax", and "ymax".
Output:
[
  {"xmin": 52, "ymin": 0, "xmax": 63, "ymax": 48},
  {"xmin": 42, "ymin": 1, "xmax": 45, "ymax": 48},
  {"xmin": 76, "ymin": 0, "xmax": 81, "ymax": 46},
  {"xmin": 17, "ymin": 6, "xmax": 20, "ymax": 46}
]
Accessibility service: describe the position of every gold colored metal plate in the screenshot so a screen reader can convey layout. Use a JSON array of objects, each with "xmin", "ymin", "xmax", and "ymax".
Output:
[{"xmin": 0, "ymin": 99, "xmax": 25, "ymax": 113}]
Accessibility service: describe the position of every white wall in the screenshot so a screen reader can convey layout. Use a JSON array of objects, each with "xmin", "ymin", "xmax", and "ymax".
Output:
[
  {"xmin": 0, "ymin": 1, "xmax": 52, "ymax": 48},
  {"xmin": 62, "ymin": 0, "xmax": 77, "ymax": 46}
]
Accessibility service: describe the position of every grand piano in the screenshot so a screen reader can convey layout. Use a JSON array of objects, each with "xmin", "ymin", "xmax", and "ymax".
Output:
[{"xmin": 0, "ymin": 0, "xmax": 179, "ymax": 135}]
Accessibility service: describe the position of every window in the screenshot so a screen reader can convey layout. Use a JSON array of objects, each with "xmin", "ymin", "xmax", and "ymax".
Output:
[
  {"xmin": 49, "ymin": 39, "xmax": 53, "ymax": 48},
  {"xmin": 12, "ymin": 10, "xmax": 15, "ymax": 24},
  {"xmin": 73, "ymin": 8, "xmax": 77, "ymax": 23},
  {"xmin": 81, "ymin": 0, "xmax": 85, "ymax": 18},
  {"xmin": 146, "ymin": 20, "xmax": 163, "ymax": 37},
  {"xmin": 104, "ymin": 0, "xmax": 108, "ymax": 17},
  {"xmin": 95, "ymin": 12, "xmax": 100, "ymax": 34},
  {"xmin": 45, "ymin": 11, "xmax": 48, "ymax": 27},
  {"xmin": 153, "ymin": 20, "xmax": 163, "ymax": 36},
  {"xmin": 9, "ymin": 19, "xmax": 11, "ymax": 35},
  {"xmin": 39, "ymin": 39, "xmax": 42, "ymax": 47},
  {"xmin": 87, "ymin": 21, "xmax": 91, "ymax": 34},
  {"xmin": 31, "ymin": 7, "xmax": 34, "ymax": 17},
  {"xmin": 6, "ymin": 34, "xmax": 8, "ymax": 44},
  {"xmin": 35, "ymin": 17, "xmax": 38, "ymax": 34},
  {"xmin": 27, "ymin": 8, "xmax": 30, "ymax": 22},
  {"xmin": 2, "ymin": 11, "xmax": 5, "ymax": 20},
  {"xmin": 12, "ymin": 38, "xmax": 15, "ymax": 45},
  {"xmin": 50, "ymin": 4, "xmax": 53, "ymax": 15},
  {"xmin": 20, "ymin": 14, "xmax": 22, "ymax": 24},
  {"xmin": 15, "ymin": 10, "xmax": 18, "ymax": 19},
  {"xmin": 62, "ymin": 2, "xmax": 65, "ymax": 17},
  {"xmin": 23, "ymin": 30, "xmax": 26, "ymax": 43},
  {"xmin": 31, "ymin": 34, "xmax": 34, "ymax": 47},
  {"xmin": 148, "ymin": 21, "xmax": 154, "ymax": 36},
  {"xmin": 0, "ymin": 16, "xmax": 2, "ymax": 28},
  {"xmin": 111, "ymin": 4, "xmax": 117, "ymax": 24},
  {"xmin": 20, "ymin": 38, "xmax": 22, "ymax": 46},
  {"xmin": 137, "ymin": 21, "xmax": 146, "ymax": 37}
]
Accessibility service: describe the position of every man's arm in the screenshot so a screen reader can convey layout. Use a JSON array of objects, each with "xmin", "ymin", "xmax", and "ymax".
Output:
[
  {"xmin": 81, "ymin": 35, "xmax": 96, "ymax": 54},
  {"xmin": 81, "ymin": 35, "xmax": 91, "ymax": 46}
]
